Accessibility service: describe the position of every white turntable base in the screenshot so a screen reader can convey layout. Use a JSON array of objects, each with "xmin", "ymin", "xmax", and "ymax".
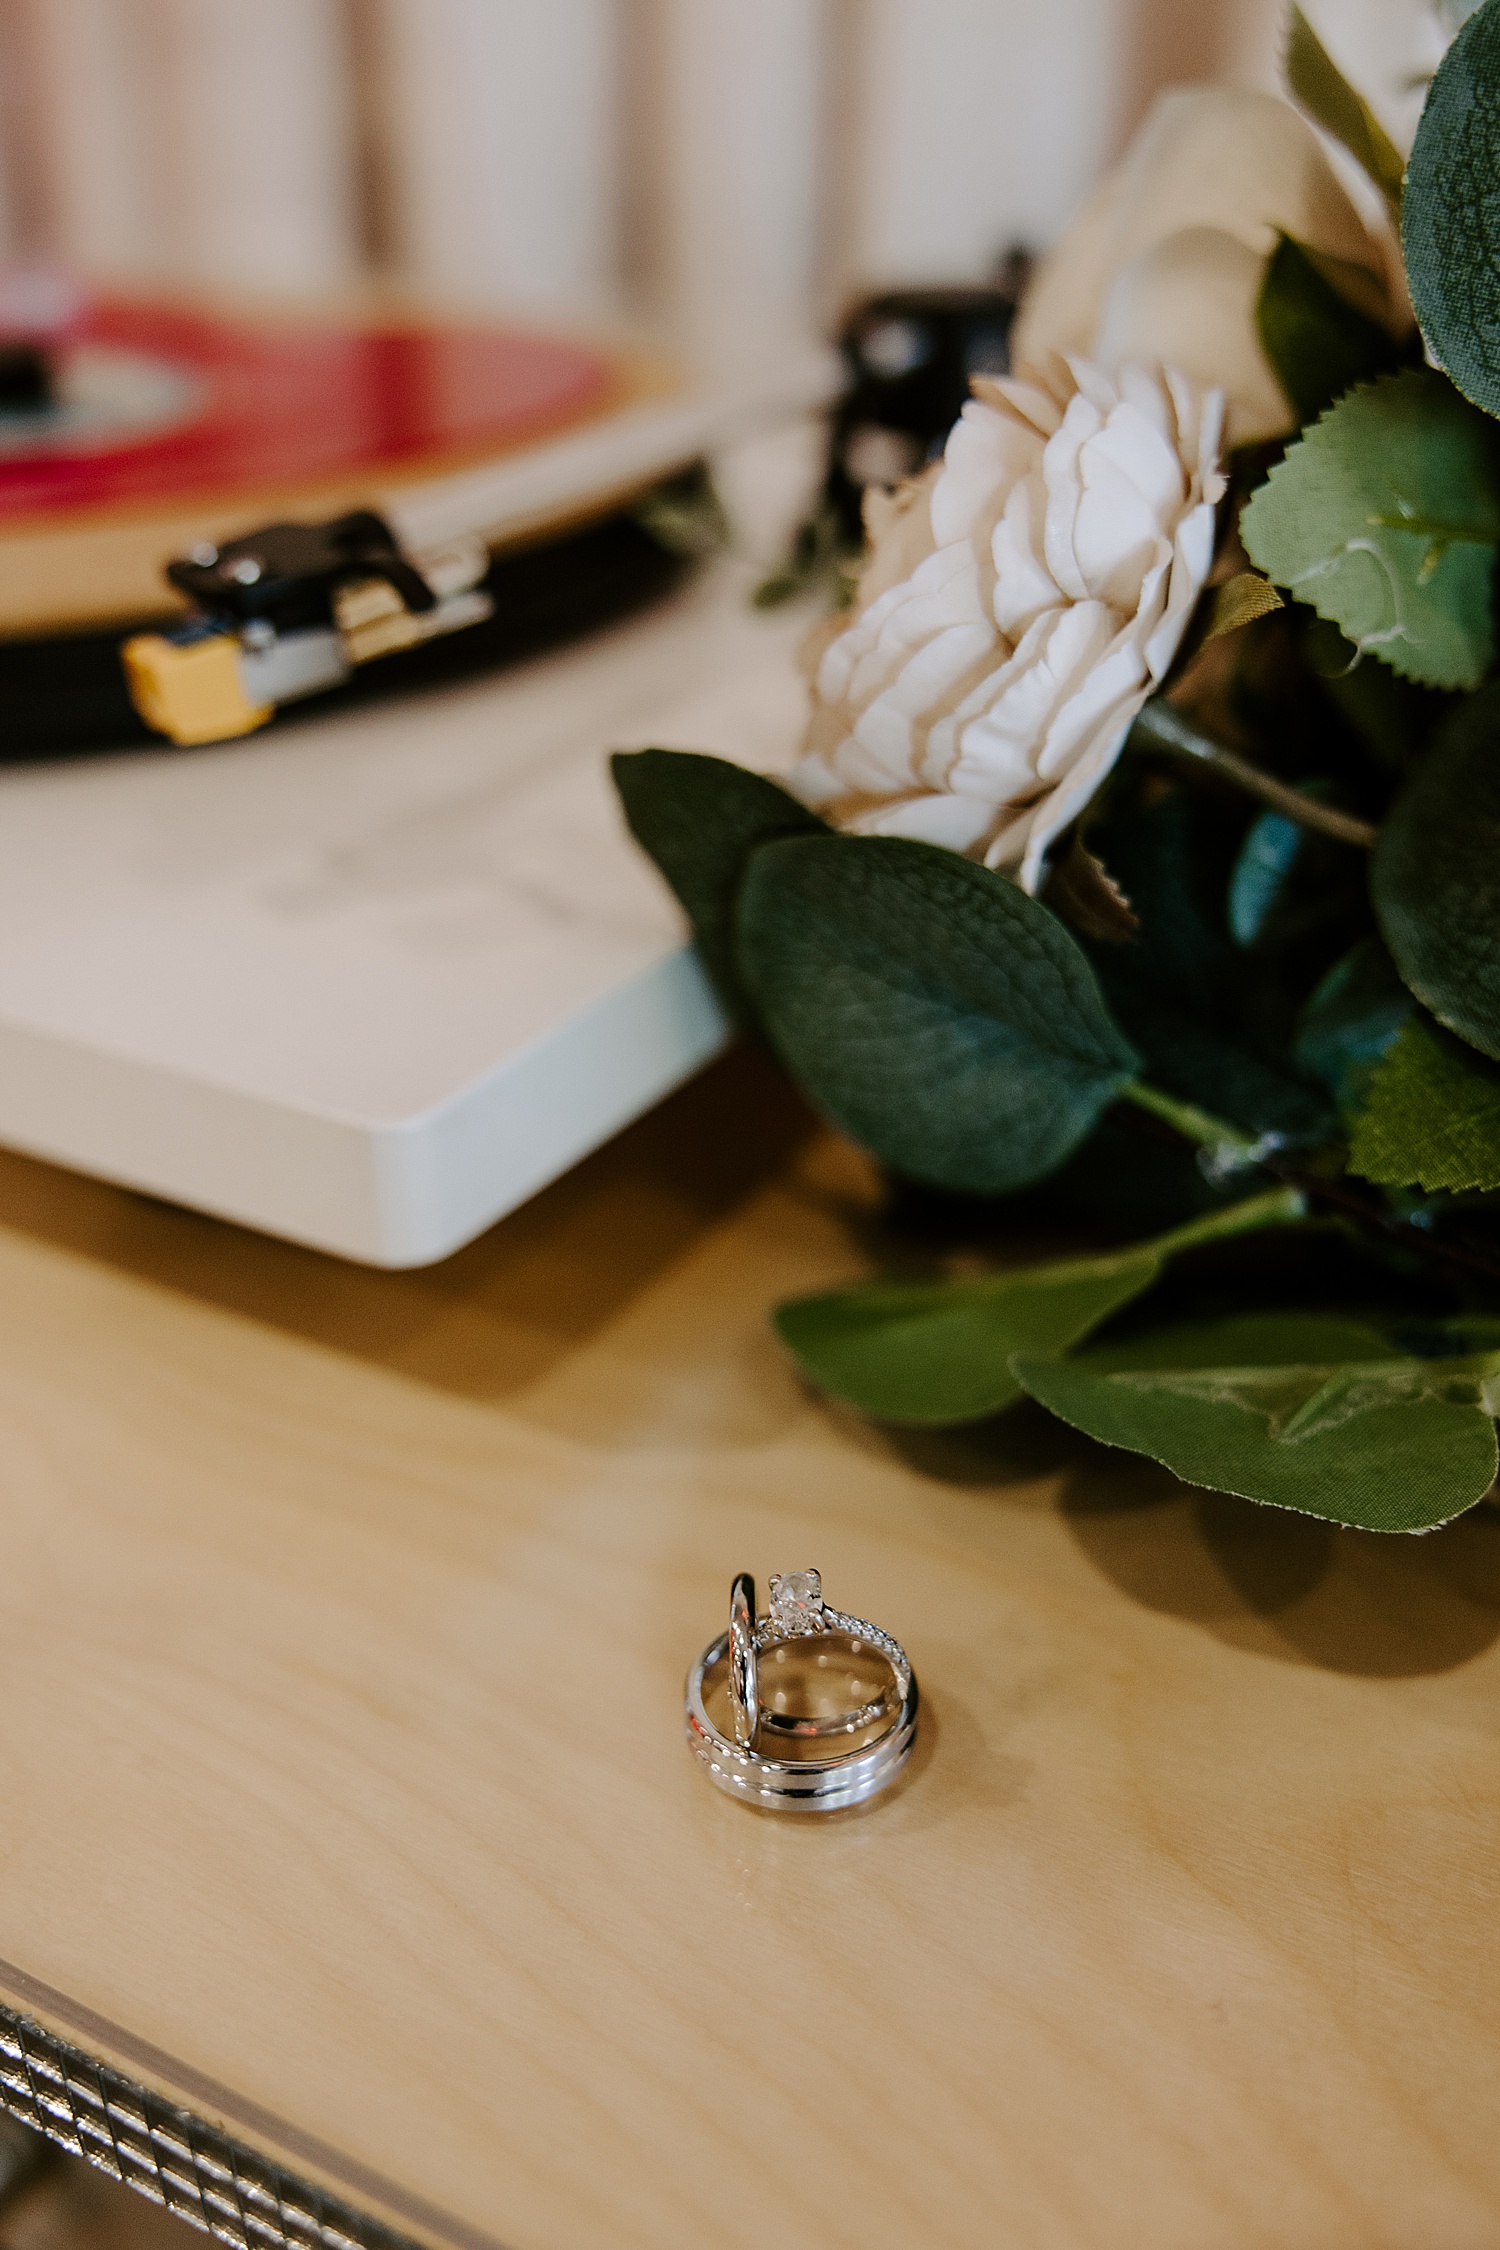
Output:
[{"xmin": 0, "ymin": 564, "xmax": 809, "ymax": 1266}]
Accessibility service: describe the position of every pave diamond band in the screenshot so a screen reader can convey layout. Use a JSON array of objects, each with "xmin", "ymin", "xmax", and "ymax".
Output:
[{"xmin": 686, "ymin": 1570, "xmax": 918, "ymax": 1812}]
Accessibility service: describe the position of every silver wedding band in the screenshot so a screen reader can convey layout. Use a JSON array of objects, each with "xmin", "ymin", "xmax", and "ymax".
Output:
[{"xmin": 686, "ymin": 1569, "xmax": 918, "ymax": 1812}]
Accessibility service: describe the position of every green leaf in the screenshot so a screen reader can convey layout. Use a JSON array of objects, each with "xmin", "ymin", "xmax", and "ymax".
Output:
[
  {"xmin": 1240, "ymin": 370, "xmax": 1500, "ymax": 690},
  {"xmin": 735, "ymin": 834, "xmax": 1140, "ymax": 1196},
  {"xmin": 776, "ymin": 1248, "xmax": 1159, "ymax": 1425},
  {"xmin": 1256, "ymin": 234, "xmax": 1405, "ymax": 428},
  {"xmin": 774, "ymin": 1188, "xmax": 1306, "ymax": 1425},
  {"xmin": 1013, "ymin": 1313, "xmax": 1499, "ymax": 1530},
  {"xmin": 1080, "ymin": 783, "xmax": 1334, "ymax": 1142},
  {"xmin": 1405, "ymin": 0, "xmax": 1500, "ymax": 420},
  {"xmin": 1294, "ymin": 935, "xmax": 1413, "ymax": 1117},
  {"xmin": 1286, "ymin": 5, "xmax": 1406, "ymax": 218},
  {"xmin": 1227, "ymin": 810, "xmax": 1304, "ymax": 946},
  {"xmin": 1372, "ymin": 683, "xmax": 1500, "ymax": 1058},
  {"xmin": 1348, "ymin": 1013, "xmax": 1500, "ymax": 1190},
  {"xmin": 611, "ymin": 749, "xmax": 825, "ymax": 1022}
]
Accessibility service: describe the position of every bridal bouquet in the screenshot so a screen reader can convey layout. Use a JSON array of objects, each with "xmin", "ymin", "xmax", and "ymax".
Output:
[{"xmin": 615, "ymin": 6, "xmax": 1500, "ymax": 1535}]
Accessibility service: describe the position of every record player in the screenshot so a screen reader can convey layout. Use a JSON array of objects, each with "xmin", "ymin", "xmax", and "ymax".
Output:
[{"xmin": 0, "ymin": 277, "xmax": 836, "ymax": 1263}]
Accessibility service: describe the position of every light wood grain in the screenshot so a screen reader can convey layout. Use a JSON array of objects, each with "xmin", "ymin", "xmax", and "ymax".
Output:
[{"xmin": 0, "ymin": 1047, "xmax": 1498, "ymax": 2250}]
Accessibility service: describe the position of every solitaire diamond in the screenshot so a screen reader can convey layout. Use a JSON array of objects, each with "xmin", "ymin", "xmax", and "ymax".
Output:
[{"xmin": 769, "ymin": 1570, "xmax": 823, "ymax": 1619}]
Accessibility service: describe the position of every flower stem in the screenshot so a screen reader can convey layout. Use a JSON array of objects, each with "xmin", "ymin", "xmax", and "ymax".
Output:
[
  {"xmin": 1150, "ymin": 1184, "xmax": 1309, "ymax": 1257},
  {"xmin": 1120, "ymin": 1080, "xmax": 1500, "ymax": 1288},
  {"xmin": 1119, "ymin": 1079, "xmax": 1261, "ymax": 1161},
  {"xmin": 1130, "ymin": 700, "xmax": 1378, "ymax": 849}
]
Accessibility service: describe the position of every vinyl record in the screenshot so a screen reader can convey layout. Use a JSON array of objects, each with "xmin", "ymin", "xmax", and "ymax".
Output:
[
  {"xmin": 0, "ymin": 290, "xmax": 794, "ymax": 758},
  {"xmin": 0, "ymin": 289, "xmax": 834, "ymax": 757},
  {"xmin": 0, "ymin": 292, "xmax": 662, "ymax": 638}
]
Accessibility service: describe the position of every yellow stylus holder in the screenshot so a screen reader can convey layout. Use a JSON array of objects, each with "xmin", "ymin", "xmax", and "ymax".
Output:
[{"xmin": 122, "ymin": 630, "xmax": 273, "ymax": 746}]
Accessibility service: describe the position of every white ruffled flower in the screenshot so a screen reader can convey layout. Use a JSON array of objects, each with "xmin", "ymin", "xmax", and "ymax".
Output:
[{"xmin": 792, "ymin": 358, "xmax": 1224, "ymax": 894}]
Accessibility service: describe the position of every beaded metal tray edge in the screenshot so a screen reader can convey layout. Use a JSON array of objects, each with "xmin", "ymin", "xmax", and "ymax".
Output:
[{"xmin": 0, "ymin": 2003, "xmax": 419, "ymax": 2250}]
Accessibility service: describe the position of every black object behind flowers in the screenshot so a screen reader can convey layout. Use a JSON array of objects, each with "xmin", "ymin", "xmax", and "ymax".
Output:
[{"xmin": 823, "ymin": 259, "xmax": 1031, "ymax": 542}]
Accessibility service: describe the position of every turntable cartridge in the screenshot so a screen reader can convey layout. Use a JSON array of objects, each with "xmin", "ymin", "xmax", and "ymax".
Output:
[{"xmin": 122, "ymin": 509, "xmax": 492, "ymax": 745}]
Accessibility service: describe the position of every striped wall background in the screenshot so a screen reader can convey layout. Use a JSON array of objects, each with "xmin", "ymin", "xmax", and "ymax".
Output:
[{"xmin": 0, "ymin": 1, "xmax": 1455, "ymax": 369}]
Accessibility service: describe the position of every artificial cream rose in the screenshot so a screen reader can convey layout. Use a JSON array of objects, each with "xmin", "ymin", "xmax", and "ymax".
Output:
[
  {"xmin": 1013, "ymin": 87, "xmax": 1410, "ymax": 448},
  {"xmin": 791, "ymin": 358, "xmax": 1223, "ymax": 895}
]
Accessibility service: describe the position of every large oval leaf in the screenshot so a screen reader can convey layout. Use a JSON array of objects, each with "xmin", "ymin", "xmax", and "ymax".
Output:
[
  {"xmin": 775, "ymin": 1248, "xmax": 1162, "ymax": 1425},
  {"xmin": 1372, "ymin": 684, "xmax": 1500, "ymax": 1058},
  {"xmin": 737, "ymin": 834, "xmax": 1140, "ymax": 1196},
  {"xmin": 1405, "ymin": 0, "xmax": 1500, "ymax": 420},
  {"xmin": 1240, "ymin": 370, "xmax": 1500, "ymax": 690},
  {"xmin": 1013, "ymin": 1314, "xmax": 1499, "ymax": 1531},
  {"xmin": 612, "ymin": 748, "xmax": 825, "ymax": 1024},
  {"xmin": 773, "ymin": 1186, "xmax": 1306, "ymax": 1425}
]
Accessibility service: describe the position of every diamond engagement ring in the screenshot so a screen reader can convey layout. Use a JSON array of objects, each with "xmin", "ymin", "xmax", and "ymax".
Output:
[{"xmin": 686, "ymin": 1569, "xmax": 918, "ymax": 1812}]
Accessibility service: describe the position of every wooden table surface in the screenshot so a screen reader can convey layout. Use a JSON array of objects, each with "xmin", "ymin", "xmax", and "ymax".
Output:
[{"xmin": 1, "ymin": 1047, "xmax": 1498, "ymax": 2250}]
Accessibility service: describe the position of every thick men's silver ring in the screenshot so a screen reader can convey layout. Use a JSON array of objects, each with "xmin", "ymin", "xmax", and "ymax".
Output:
[{"xmin": 686, "ymin": 1569, "xmax": 918, "ymax": 1812}]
